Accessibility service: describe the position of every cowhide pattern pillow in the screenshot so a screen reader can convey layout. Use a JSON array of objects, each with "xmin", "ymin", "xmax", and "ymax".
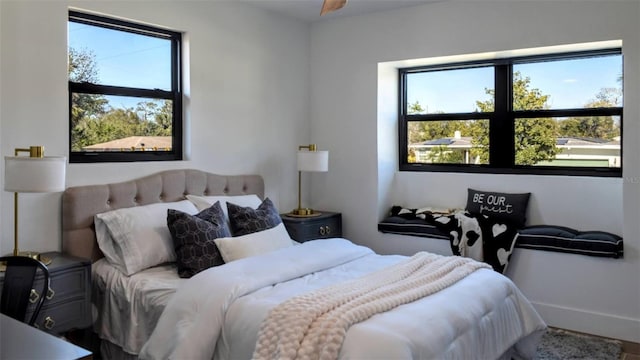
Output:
[
  {"xmin": 433, "ymin": 210, "xmax": 519, "ymax": 274},
  {"xmin": 390, "ymin": 205, "xmax": 418, "ymax": 219},
  {"xmin": 434, "ymin": 211, "xmax": 484, "ymax": 262}
]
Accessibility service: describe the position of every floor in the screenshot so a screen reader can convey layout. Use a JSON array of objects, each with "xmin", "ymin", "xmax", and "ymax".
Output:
[
  {"xmin": 547, "ymin": 327, "xmax": 639, "ymax": 360},
  {"xmin": 68, "ymin": 327, "xmax": 640, "ymax": 359},
  {"xmin": 620, "ymin": 338, "xmax": 640, "ymax": 359}
]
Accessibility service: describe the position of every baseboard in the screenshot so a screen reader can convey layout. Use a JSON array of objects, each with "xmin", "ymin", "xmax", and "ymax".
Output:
[
  {"xmin": 533, "ymin": 301, "xmax": 640, "ymax": 343},
  {"xmin": 622, "ymin": 339, "xmax": 640, "ymax": 355}
]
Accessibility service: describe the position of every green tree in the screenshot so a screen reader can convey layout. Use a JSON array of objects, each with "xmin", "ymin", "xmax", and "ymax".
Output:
[
  {"xmin": 69, "ymin": 47, "xmax": 109, "ymax": 151},
  {"xmin": 407, "ymin": 101, "xmax": 470, "ymax": 144},
  {"xmin": 101, "ymin": 108, "xmax": 144, "ymax": 140},
  {"xmin": 68, "ymin": 47, "xmax": 99, "ymax": 83},
  {"xmin": 558, "ymin": 87, "xmax": 621, "ymax": 140},
  {"xmin": 407, "ymin": 101, "xmax": 428, "ymax": 144},
  {"xmin": 468, "ymin": 119, "xmax": 489, "ymax": 164},
  {"xmin": 136, "ymin": 100, "xmax": 173, "ymax": 136},
  {"xmin": 69, "ymin": 47, "xmax": 173, "ymax": 151},
  {"xmin": 154, "ymin": 100, "xmax": 173, "ymax": 136},
  {"xmin": 474, "ymin": 71, "xmax": 559, "ymax": 165},
  {"xmin": 407, "ymin": 69, "xmax": 621, "ymax": 166},
  {"xmin": 407, "ymin": 100, "xmax": 478, "ymax": 164},
  {"xmin": 427, "ymin": 145, "xmax": 466, "ymax": 164},
  {"xmin": 514, "ymin": 118, "xmax": 558, "ymax": 165}
]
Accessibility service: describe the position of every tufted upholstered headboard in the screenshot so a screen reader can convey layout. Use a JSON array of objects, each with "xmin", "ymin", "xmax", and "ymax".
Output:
[{"xmin": 62, "ymin": 169, "xmax": 264, "ymax": 262}]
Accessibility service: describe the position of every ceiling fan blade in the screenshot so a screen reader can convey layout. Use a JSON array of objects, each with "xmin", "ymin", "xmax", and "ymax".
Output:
[{"xmin": 320, "ymin": 0, "xmax": 347, "ymax": 16}]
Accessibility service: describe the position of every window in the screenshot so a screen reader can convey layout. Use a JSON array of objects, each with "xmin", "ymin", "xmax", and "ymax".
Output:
[
  {"xmin": 68, "ymin": 11, "xmax": 182, "ymax": 163},
  {"xmin": 399, "ymin": 48, "xmax": 623, "ymax": 176}
]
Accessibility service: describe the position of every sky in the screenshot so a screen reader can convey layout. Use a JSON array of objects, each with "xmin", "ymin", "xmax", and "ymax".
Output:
[
  {"xmin": 406, "ymin": 55, "xmax": 622, "ymax": 113},
  {"xmin": 69, "ymin": 19, "xmax": 622, "ymax": 115},
  {"xmin": 68, "ymin": 20, "xmax": 171, "ymax": 110}
]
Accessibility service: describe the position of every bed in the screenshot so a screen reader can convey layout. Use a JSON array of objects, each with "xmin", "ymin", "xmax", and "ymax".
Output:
[{"xmin": 62, "ymin": 169, "xmax": 547, "ymax": 360}]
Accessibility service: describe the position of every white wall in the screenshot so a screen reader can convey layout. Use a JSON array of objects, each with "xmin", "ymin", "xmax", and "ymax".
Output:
[
  {"xmin": 310, "ymin": 1, "xmax": 640, "ymax": 342},
  {"xmin": 0, "ymin": 2, "xmax": 3, "ymax": 239},
  {"xmin": 2, "ymin": 0, "xmax": 639, "ymax": 344},
  {"xmin": 0, "ymin": 1, "xmax": 310, "ymax": 254}
]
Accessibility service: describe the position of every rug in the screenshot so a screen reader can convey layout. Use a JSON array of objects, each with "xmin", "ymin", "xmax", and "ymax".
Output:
[{"xmin": 536, "ymin": 328, "xmax": 623, "ymax": 360}]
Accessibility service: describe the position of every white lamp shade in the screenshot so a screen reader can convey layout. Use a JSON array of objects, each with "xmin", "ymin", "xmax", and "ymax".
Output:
[
  {"xmin": 297, "ymin": 150, "xmax": 329, "ymax": 172},
  {"xmin": 4, "ymin": 156, "xmax": 67, "ymax": 193}
]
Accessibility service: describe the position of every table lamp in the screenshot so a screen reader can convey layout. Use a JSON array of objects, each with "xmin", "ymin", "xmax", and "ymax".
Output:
[
  {"xmin": 291, "ymin": 144, "xmax": 328, "ymax": 217},
  {"xmin": 4, "ymin": 146, "xmax": 66, "ymax": 265}
]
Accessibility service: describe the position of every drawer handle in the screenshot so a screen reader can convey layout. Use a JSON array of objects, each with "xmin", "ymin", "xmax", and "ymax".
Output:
[
  {"xmin": 29, "ymin": 289, "xmax": 40, "ymax": 304},
  {"xmin": 319, "ymin": 225, "xmax": 331, "ymax": 236},
  {"xmin": 46, "ymin": 287, "xmax": 55, "ymax": 300},
  {"xmin": 44, "ymin": 316, "xmax": 56, "ymax": 330}
]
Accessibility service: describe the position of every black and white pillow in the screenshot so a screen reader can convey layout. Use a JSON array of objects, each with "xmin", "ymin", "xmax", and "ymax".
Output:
[
  {"xmin": 475, "ymin": 213, "xmax": 520, "ymax": 274},
  {"xmin": 433, "ymin": 211, "xmax": 519, "ymax": 274},
  {"xmin": 466, "ymin": 188, "xmax": 531, "ymax": 228},
  {"xmin": 389, "ymin": 205, "xmax": 418, "ymax": 219},
  {"xmin": 227, "ymin": 197, "xmax": 282, "ymax": 236},
  {"xmin": 167, "ymin": 201, "xmax": 231, "ymax": 278},
  {"xmin": 434, "ymin": 211, "xmax": 484, "ymax": 262}
]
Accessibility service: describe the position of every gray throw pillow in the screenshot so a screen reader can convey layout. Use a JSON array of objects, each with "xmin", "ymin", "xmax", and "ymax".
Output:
[
  {"xmin": 466, "ymin": 188, "xmax": 531, "ymax": 228},
  {"xmin": 227, "ymin": 197, "xmax": 282, "ymax": 236},
  {"xmin": 167, "ymin": 201, "xmax": 231, "ymax": 278}
]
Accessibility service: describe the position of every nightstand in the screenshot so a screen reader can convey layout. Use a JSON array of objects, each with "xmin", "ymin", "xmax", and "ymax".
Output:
[
  {"xmin": 0, "ymin": 252, "xmax": 91, "ymax": 335},
  {"xmin": 280, "ymin": 211, "xmax": 342, "ymax": 242}
]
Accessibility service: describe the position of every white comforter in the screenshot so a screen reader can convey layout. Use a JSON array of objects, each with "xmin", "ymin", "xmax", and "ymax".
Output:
[{"xmin": 139, "ymin": 238, "xmax": 546, "ymax": 360}]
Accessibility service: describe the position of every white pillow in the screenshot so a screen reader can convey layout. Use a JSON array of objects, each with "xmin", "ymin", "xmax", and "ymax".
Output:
[
  {"xmin": 214, "ymin": 223, "xmax": 292, "ymax": 262},
  {"xmin": 186, "ymin": 194, "xmax": 262, "ymax": 219},
  {"xmin": 95, "ymin": 200, "xmax": 198, "ymax": 275}
]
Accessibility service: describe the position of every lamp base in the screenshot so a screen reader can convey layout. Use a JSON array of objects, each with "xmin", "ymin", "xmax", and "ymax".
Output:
[
  {"xmin": 1, "ymin": 251, "xmax": 52, "ymax": 267},
  {"xmin": 288, "ymin": 208, "xmax": 323, "ymax": 217},
  {"xmin": 18, "ymin": 251, "xmax": 52, "ymax": 265}
]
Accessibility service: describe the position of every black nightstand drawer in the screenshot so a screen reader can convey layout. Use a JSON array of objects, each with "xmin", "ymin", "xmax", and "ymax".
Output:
[
  {"xmin": 0, "ymin": 252, "xmax": 91, "ymax": 335},
  {"xmin": 30, "ymin": 262, "xmax": 88, "ymax": 305},
  {"xmin": 281, "ymin": 211, "xmax": 342, "ymax": 242},
  {"xmin": 50, "ymin": 267, "xmax": 87, "ymax": 301},
  {"xmin": 34, "ymin": 297, "xmax": 90, "ymax": 334}
]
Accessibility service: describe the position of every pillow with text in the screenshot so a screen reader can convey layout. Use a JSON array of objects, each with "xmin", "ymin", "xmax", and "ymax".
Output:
[{"xmin": 465, "ymin": 188, "xmax": 531, "ymax": 228}]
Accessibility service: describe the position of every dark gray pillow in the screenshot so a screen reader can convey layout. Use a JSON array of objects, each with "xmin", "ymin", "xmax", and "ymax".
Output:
[
  {"xmin": 378, "ymin": 215, "xmax": 450, "ymax": 240},
  {"xmin": 227, "ymin": 197, "xmax": 282, "ymax": 236},
  {"xmin": 466, "ymin": 188, "xmax": 531, "ymax": 228},
  {"xmin": 516, "ymin": 225, "xmax": 623, "ymax": 258},
  {"xmin": 167, "ymin": 201, "xmax": 231, "ymax": 278}
]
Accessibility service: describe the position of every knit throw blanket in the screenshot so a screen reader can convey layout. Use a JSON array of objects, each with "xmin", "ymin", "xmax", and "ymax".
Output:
[{"xmin": 252, "ymin": 252, "xmax": 491, "ymax": 360}]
